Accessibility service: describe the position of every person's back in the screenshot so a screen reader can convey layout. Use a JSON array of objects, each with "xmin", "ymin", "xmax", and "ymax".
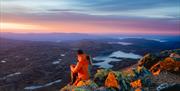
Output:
[
  {"xmin": 77, "ymin": 54, "xmax": 89, "ymax": 80},
  {"xmin": 71, "ymin": 50, "xmax": 90, "ymax": 83}
]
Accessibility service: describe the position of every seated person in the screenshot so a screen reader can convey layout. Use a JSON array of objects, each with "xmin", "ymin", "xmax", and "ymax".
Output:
[{"xmin": 70, "ymin": 50, "xmax": 90, "ymax": 85}]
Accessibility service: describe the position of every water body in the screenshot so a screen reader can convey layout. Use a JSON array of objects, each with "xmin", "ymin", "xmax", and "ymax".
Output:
[
  {"xmin": 1, "ymin": 72, "xmax": 21, "ymax": 79},
  {"xmin": 108, "ymin": 42, "xmax": 133, "ymax": 45},
  {"xmin": 61, "ymin": 54, "xmax": 65, "ymax": 57},
  {"xmin": 24, "ymin": 79, "xmax": 61, "ymax": 90},
  {"xmin": 52, "ymin": 59, "xmax": 62, "ymax": 65},
  {"xmin": 118, "ymin": 37, "xmax": 167, "ymax": 42},
  {"xmin": 52, "ymin": 61, "xmax": 60, "ymax": 64},
  {"xmin": 93, "ymin": 51, "xmax": 142, "ymax": 68},
  {"xmin": 1, "ymin": 60, "xmax": 6, "ymax": 63}
]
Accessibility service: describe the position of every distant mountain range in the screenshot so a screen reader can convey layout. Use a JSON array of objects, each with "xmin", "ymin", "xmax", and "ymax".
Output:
[
  {"xmin": 0, "ymin": 32, "xmax": 179, "ymax": 42},
  {"xmin": 0, "ymin": 32, "xmax": 105, "ymax": 42}
]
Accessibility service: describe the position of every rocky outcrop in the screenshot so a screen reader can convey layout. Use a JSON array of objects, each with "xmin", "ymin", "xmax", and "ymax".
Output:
[{"xmin": 61, "ymin": 49, "xmax": 180, "ymax": 91}]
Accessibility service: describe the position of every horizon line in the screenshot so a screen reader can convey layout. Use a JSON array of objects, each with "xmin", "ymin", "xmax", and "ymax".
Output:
[{"xmin": 1, "ymin": 32, "xmax": 180, "ymax": 36}]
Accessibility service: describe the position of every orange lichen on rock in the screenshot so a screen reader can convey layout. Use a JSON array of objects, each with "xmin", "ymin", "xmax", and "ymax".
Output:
[
  {"xmin": 137, "ymin": 66, "xmax": 143, "ymax": 73},
  {"xmin": 159, "ymin": 57, "xmax": 180, "ymax": 72},
  {"xmin": 76, "ymin": 80, "xmax": 92, "ymax": 87},
  {"xmin": 135, "ymin": 88, "xmax": 142, "ymax": 91},
  {"xmin": 152, "ymin": 68, "xmax": 161, "ymax": 76},
  {"xmin": 160, "ymin": 57, "xmax": 175, "ymax": 71},
  {"xmin": 150, "ymin": 62, "xmax": 161, "ymax": 76},
  {"xmin": 130, "ymin": 79, "xmax": 142, "ymax": 88},
  {"xmin": 105, "ymin": 72, "xmax": 119, "ymax": 89},
  {"xmin": 150, "ymin": 56, "xmax": 180, "ymax": 76},
  {"xmin": 76, "ymin": 80, "xmax": 86, "ymax": 87}
]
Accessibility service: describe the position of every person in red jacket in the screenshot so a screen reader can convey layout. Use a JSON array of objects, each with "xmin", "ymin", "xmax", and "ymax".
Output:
[{"xmin": 70, "ymin": 50, "xmax": 90, "ymax": 85}]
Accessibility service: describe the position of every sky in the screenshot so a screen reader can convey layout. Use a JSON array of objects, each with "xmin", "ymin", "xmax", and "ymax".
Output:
[{"xmin": 0, "ymin": 0, "xmax": 180, "ymax": 35}]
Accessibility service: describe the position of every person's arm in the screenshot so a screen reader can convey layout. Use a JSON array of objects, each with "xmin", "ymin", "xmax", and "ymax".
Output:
[{"xmin": 71, "ymin": 61, "xmax": 83, "ymax": 73}]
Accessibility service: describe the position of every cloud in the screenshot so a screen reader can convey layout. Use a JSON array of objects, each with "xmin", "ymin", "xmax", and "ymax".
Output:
[
  {"xmin": 0, "ymin": 0, "xmax": 179, "ymax": 35},
  {"xmin": 1, "ymin": 0, "xmax": 180, "ymax": 19}
]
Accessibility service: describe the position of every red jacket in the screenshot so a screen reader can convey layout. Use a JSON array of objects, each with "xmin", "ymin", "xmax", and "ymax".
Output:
[{"xmin": 71, "ymin": 54, "xmax": 90, "ymax": 80}]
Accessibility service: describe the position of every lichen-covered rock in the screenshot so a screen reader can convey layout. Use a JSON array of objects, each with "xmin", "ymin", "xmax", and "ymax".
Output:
[
  {"xmin": 105, "ymin": 72, "xmax": 120, "ymax": 89},
  {"xmin": 94, "ymin": 69, "xmax": 111, "ymax": 86},
  {"xmin": 139, "ymin": 49, "xmax": 180, "ymax": 70},
  {"xmin": 61, "ymin": 49, "xmax": 180, "ymax": 91}
]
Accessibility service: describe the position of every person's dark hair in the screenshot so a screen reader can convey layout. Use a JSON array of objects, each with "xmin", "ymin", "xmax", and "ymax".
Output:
[
  {"xmin": 86, "ymin": 55, "xmax": 90, "ymax": 61},
  {"xmin": 86, "ymin": 55, "xmax": 92, "ymax": 65},
  {"xmin": 77, "ymin": 49, "xmax": 84, "ymax": 55}
]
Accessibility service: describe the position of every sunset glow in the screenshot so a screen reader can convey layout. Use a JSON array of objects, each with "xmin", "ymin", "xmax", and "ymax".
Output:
[
  {"xmin": 0, "ymin": 23, "xmax": 44, "ymax": 30},
  {"xmin": 0, "ymin": 0, "xmax": 180, "ymax": 35}
]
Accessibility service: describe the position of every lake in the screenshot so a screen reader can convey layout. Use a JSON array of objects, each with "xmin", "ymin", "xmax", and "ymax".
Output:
[{"xmin": 93, "ymin": 51, "xmax": 142, "ymax": 68}]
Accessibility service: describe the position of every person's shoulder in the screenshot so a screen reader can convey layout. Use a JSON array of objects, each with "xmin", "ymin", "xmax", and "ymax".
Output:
[{"xmin": 78, "ymin": 54, "xmax": 86, "ymax": 57}]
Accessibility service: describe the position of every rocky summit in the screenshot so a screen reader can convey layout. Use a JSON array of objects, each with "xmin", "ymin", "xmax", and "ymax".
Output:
[{"xmin": 61, "ymin": 49, "xmax": 180, "ymax": 91}]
